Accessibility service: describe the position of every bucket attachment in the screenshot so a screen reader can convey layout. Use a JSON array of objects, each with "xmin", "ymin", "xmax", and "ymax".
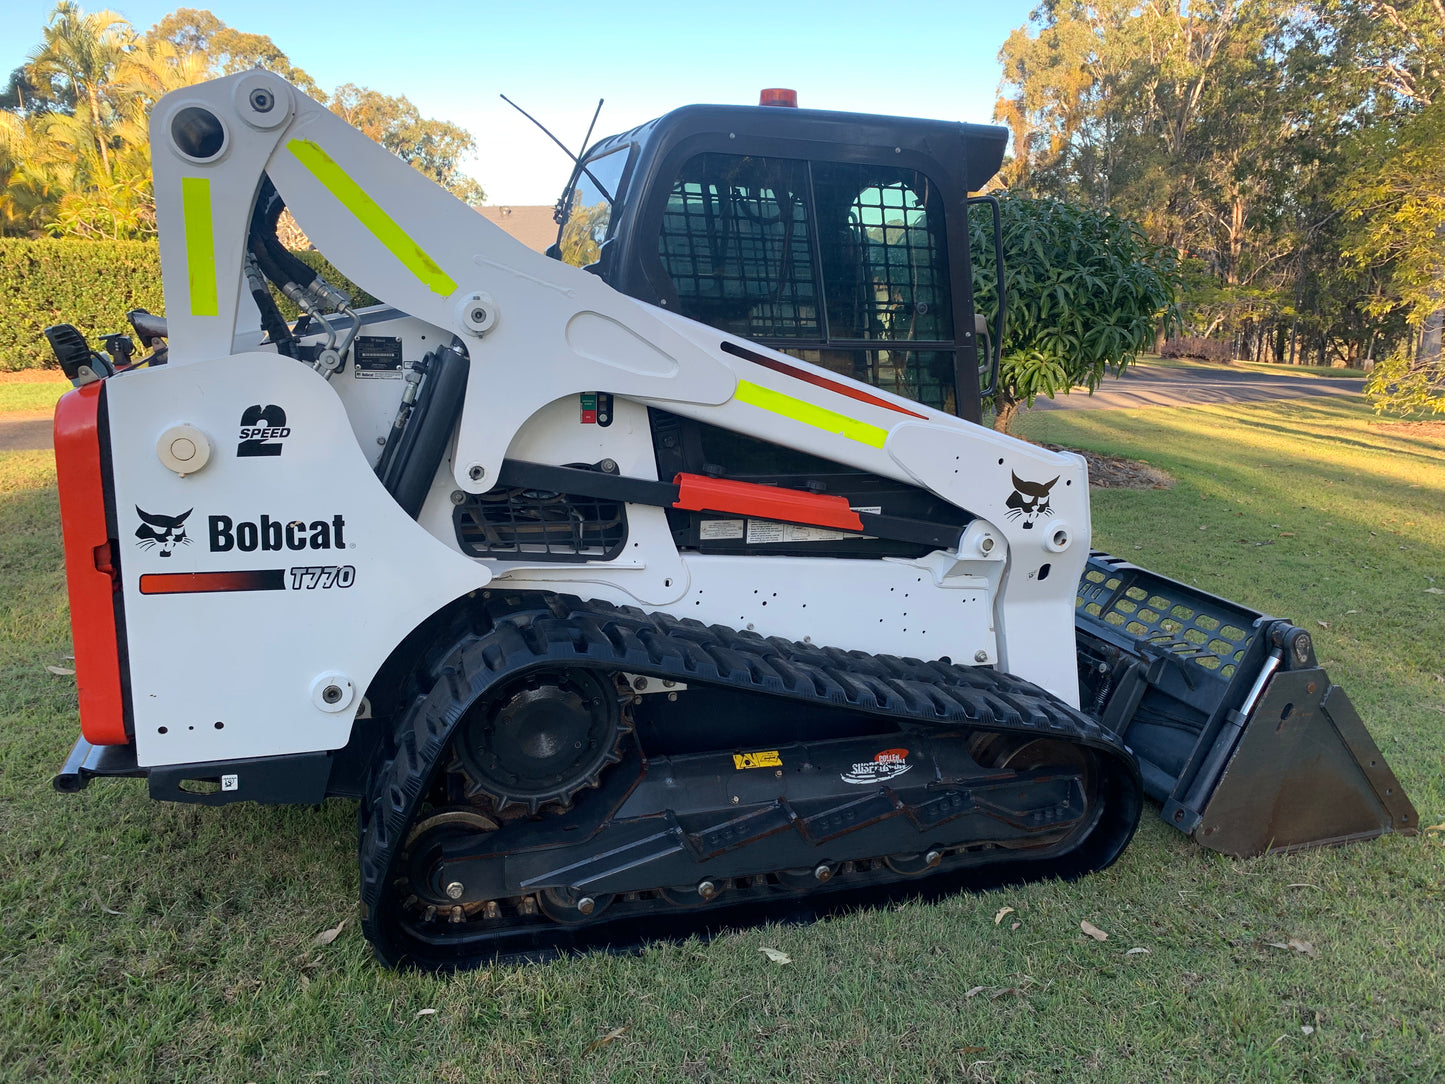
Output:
[{"xmin": 1075, "ymin": 553, "xmax": 1417, "ymax": 857}]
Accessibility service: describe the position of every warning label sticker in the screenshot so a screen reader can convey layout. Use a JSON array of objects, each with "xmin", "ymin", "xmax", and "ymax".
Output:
[
  {"xmin": 699, "ymin": 519, "xmax": 746, "ymax": 540},
  {"xmin": 733, "ymin": 750, "xmax": 783, "ymax": 770},
  {"xmin": 745, "ymin": 521, "xmax": 865, "ymax": 544}
]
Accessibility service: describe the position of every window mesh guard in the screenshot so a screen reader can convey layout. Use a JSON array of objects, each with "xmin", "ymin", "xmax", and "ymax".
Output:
[
  {"xmin": 659, "ymin": 155, "xmax": 819, "ymax": 339},
  {"xmin": 1075, "ymin": 553, "xmax": 1255, "ymax": 679},
  {"xmin": 819, "ymin": 177, "xmax": 951, "ymax": 343}
]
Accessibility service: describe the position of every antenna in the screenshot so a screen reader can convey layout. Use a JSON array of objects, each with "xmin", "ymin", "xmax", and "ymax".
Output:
[
  {"xmin": 569, "ymin": 97, "xmax": 606, "ymax": 194},
  {"xmin": 499, "ymin": 95, "xmax": 613, "ymax": 219}
]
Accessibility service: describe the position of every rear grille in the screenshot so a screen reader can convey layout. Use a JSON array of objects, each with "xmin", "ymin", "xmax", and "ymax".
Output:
[{"xmin": 453, "ymin": 485, "xmax": 627, "ymax": 562}]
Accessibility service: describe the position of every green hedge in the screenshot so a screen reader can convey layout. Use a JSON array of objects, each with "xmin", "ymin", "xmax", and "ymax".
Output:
[
  {"xmin": 0, "ymin": 240, "xmax": 166, "ymax": 371},
  {"xmin": 0, "ymin": 239, "xmax": 377, "ymax": 371}
]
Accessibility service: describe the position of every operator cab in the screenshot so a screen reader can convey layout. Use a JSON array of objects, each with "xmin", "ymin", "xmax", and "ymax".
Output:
[{"xmin": 550, "ymin": 95, "xmax": 1007, "ymax": 425}]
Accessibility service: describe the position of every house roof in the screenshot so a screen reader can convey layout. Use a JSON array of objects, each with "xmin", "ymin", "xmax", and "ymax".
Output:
[{"xmin": 478, "ymin": 205, "xmax": 557, "ymax": 253}]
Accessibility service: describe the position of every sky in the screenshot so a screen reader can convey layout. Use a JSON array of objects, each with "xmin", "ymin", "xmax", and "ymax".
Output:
[{"xmin": 1, "ymin": 0, "xmax": 1038, "ymax": 205}]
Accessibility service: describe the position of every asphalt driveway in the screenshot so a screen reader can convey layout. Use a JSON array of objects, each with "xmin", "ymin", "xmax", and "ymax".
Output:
[
  {"xmin": 0, "ymin": 412, "xmax": 54, "ymax": 453},
  {"xmin": 1033, "ymin": 361, "xmax": 1363, "ymax": 411}
]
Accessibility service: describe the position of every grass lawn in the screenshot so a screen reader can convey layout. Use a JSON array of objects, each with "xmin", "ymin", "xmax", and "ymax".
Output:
[
  {"xmin": 1228, "ymin": 360, "xmax": 1366, "ymax": 379},
  {"xmin": 1, "ymin": 398, "xmax": 1441, "ymax": 1084},
  {"xmin": 1141, "ymin": 355, "xmax": 1365, "ymax": 379},
  {"xmin": 0, "ymin": 372, "xmax": 70, "ymax": 415}
]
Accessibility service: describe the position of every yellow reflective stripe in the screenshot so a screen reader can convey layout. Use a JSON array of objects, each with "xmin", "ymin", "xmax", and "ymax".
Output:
[
  {"xmin": 734, "ymin": 380, "xmax": 889, "ymax": 448},
  {"xmin": 287, "ymin": 139, "xmax": 457, "ymax": 297},
  {"xmin": 181, "ymin": 177, "xmax": 218, "ymax": 317}
]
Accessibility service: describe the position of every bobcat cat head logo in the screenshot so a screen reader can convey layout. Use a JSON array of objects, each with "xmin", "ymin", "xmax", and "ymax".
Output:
[
  {"xmin": 1005, "ymin": 473, "xmax": 1058, "ymax": 529},
  {"xmin": 135, "ymin": 507, "xmax": 192, "ymax": 557}
]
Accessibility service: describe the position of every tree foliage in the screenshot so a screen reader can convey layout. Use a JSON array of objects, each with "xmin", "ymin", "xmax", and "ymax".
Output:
[
  {"xmin": 143, "ymin": 8, "xmax": 324, "ymax": 99},
  {"xmin": 971, "ymin": 193, "xmax": 1180, "ymax": 431},
  {"xmin": 995, "ymin": 0, "xmax": 1445, "ymax": 412},
  {"xmin": 1, "ymin": 3, "xmax": 486, "ymax": 240},
  {"xmin": 1328, "ymin": 1, "xmax": 1445, "ymax": 412},
  {"xmin": 329, "ymin": 84, "xmax": 484, "ymax": 205}
]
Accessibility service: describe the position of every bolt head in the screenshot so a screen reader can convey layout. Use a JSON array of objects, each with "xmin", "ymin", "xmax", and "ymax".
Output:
[
  {"xmin": 813, "ymin": 864, "xmax": 832, "ymax": 882},
  {"xmin": 576, "ymin": 896, "xmax": 596, "ymax": 915},
  {"xmin": 468, "ymin": 464, "xmax": 485, "ymax": 481},
  {"xmin": 445, "ymin": 881, "xmax": 464, "ymax": 900},
  {"xmin": 322, "ymin": 684, "xmax": 343, "ymax": 704},
  {"xmin": 450, "ymin": 490, "xmax": 467, "ymax": 506},
  {"xmin": 697, "ymin": 880, "xmax": 717, "ymax": 899},
  {"xmin": 924, "ymin": 850, "xmax": 942, "ymax": 867},
  {"xmin": 974, "ymin": 650, "xmax": 989, "ymax": 663},
  {"xmin": 249, "ymin": 88, "xmax": 274, "ymax": 112}
]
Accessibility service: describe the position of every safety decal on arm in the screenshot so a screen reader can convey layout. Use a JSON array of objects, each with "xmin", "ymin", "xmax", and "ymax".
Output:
[
  {"xmin": 733, "ymin": 380, "xmax": 890, "ymax": 449},
  {"xmin": 181, "ymin": 176, "xmax": 219, "ymax": 316},
  {"xmin": 286, "ymin": 139, "xmax": 457, "ymax": 297}
]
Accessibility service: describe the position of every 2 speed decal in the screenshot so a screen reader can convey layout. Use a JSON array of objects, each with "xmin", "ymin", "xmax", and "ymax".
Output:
[{"xmin": 237, "ymin": 404, "xmax": 290, "ymax": 457}]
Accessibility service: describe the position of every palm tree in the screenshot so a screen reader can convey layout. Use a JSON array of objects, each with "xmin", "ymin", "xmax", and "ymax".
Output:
[
  {"xmin": 7, "ymin": 8, "xmax": 216, "ymax": 239},
  {"xmin": 25, "ymin": 2, "xmax": 135, "ymax": 180}
]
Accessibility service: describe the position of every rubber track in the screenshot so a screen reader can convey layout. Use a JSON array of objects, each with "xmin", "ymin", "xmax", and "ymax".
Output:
[{"xmin": 359, "ymin": 595, "xmax": 1142, "ymax": 967}]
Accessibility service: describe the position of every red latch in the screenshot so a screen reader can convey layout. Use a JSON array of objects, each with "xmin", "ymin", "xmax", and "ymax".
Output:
[{"xmin": 673, "ymin": 473, "xmax": 863, "ymax": 531}]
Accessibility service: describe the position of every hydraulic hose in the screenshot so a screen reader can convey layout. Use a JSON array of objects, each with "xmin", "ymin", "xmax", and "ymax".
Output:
[{"xmin": 246, "ymin": 177, "xmax": 300, "ymax": 357}]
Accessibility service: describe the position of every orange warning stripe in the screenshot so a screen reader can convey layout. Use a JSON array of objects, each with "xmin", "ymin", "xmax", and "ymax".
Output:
[{"xmin": 140, "ymin": 570, "xmax": 286, "ymax": 595}]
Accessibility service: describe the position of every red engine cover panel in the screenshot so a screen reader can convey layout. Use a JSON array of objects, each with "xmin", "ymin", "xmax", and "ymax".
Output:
[{"xmin": 53, "ymin": 383, "xmax": 128, "ymax": 745}]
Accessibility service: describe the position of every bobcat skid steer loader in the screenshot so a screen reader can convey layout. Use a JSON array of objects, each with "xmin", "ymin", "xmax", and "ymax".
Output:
[{"xmin": 49, "ymin": 74, "xmax": 1415, "ymax": 968}]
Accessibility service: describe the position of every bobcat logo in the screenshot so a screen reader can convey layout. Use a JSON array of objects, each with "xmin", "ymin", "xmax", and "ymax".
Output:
[
  {"xmin": 134, "ymin": 507, "xmax": 193, "ymax": 557},
  {"xmin": 1005, "ymin": 473, "xmax": 1058, "ymax": 530}
]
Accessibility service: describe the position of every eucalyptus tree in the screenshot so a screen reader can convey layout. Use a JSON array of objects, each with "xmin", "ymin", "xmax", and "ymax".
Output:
[{"xmin": 1325, "ymin": 0, "xmax": 1445, "ymax": 410}]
